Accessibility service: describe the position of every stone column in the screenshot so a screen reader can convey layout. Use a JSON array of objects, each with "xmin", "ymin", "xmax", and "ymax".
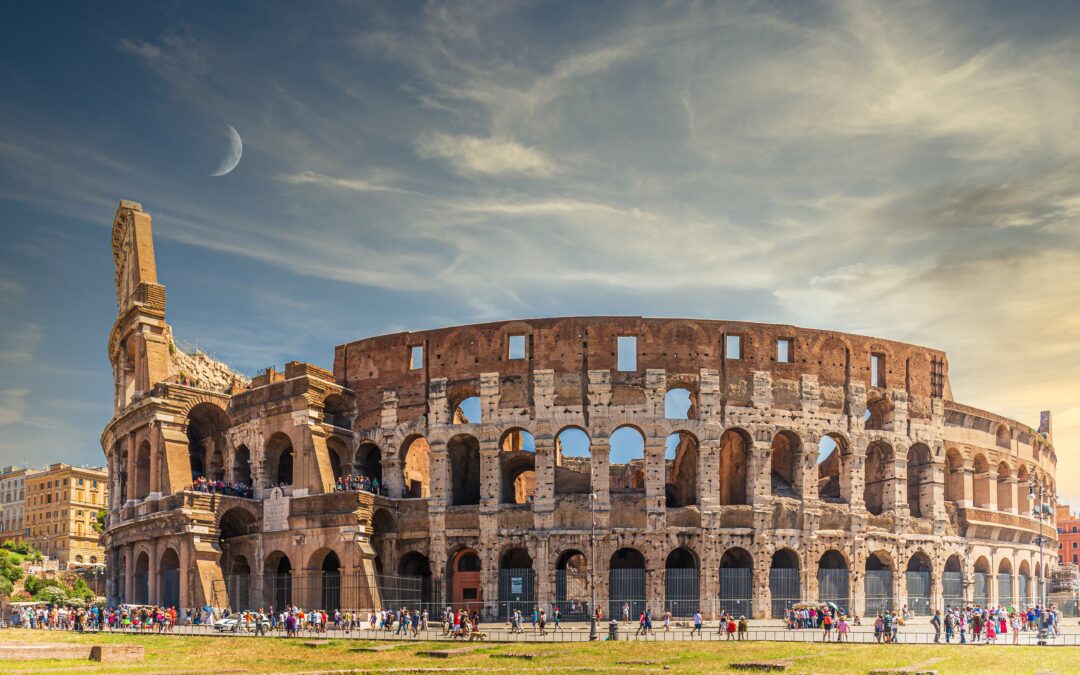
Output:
[
  {"xmin": 644, "ymin": 438, "xmax": 666, "ymax": 530},
  {"xmin": 983, "ymin": 471, "xmax": 998, "ymax": 511},
  {"xmin": 479, "ymin": 440, "xmax": 500, "ymax": 513},
  {"xmin": 886, "ymin": 453, "xmax": 906, "ymax": 515},
  {"xmin": 533, "ymin": 436, "xmax": 555, "ymax": 530},
  {"xmin": 534, "ymin": 535, "xmax": 551, "ymax": 613},
  {"xmin": 590, "ymin": 439, "xmax": 611, "ymax": 528},
  {"xmin": 429, "ymin": 440, "xmax": 450, "ymax": 507},
  {"xmin": 1003, "ymin": 476, "xmax": 1018, "ymax": 514},
  {"xmin": 124, "ymin": 543, "xmax": 135, "ymax": 604},
  {"xmin": 961, "ymin": 464, "xmax": 976, "ymax": 508},
  {"xmin": 178, "ymin": 539, "xmax": 191, "ymax": 609},
  {"xmin": 148, "ymin": 538, "xmax": 160, "ymax": 605},
  {"xmin": 697, "ymin": 439, "xmax": 721, "ymax": 514},
  {"xmin": 381, "ymin": 457, "xmax": 403, "ymax": 498},
  {"xmin": 931, "ymin": 569, "xmax": 944, "ymax": 613},
  {"xmin": 748, "ymin": 440, "xmax": 772, "ymax": 504}
]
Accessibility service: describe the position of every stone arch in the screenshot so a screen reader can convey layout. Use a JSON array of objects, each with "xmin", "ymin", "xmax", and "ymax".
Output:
[
  {"xmin": 664, "ymin": 546, "xmax": 699, "ymax": 617},
  {"xmin": 401, "ymin": 435, "xmax": 431, "ymax": 498},
  {"xmin": 771, "ymin": 430, "xmax": 802, "ymax": 498},
  {"xmin": 665, "ymin": 430, "xmax": 699, "ymax": 507},
  {"xmin": 322, "ymin": 393, "xmax": 352, "ymax": 429},
  {"xmin": 609, "ymin": 426, "xmax": 646, "ymax": 492},
  {"xmin": 554, "ymin": 548, "xmax": 589, "ymax": 617},
  {"xmin": 134, "ymin": 440, "xmax": 151, "ymax": 499},
  {"xmin": 719, "ymin": 547, "xmax": 753, "ymax": 617},
  {"xmin": 497, "ymin": 547, "xmax": 535, "ymax": 619},
  {"xmin": 996, "ymin": 461, "xmax": 1013, "ymax": 511},
  {"xmin": 219, "ymin": 506, "xmax": 258, "ymax": 539},
  {"xmin": 449, "ymin": 547, "xmax": 482, "ymax": 611},
  {"xmin": 159, "ymin": 547, "xmax": 180, "ymax": 609},
  {"xmin": 355, "ymin": 441, "xmax": 383, "ymax": 486},
  {"xmin": 450, "ymin": 388, "xmax": 482, "ymax": 425},
  {"xmin": 973, "ymin": 556, "xmax": 991, "ymax": 606},
  {"xmin": 554, "ymin": 426, "xmax": 591, "ymax": 495},
  {"xmin": 501, "ymin": 451, "xmax": 536, "ymax": 504},
  {"xmin": 448, "ymin": 433, "xmax": 481, "ymax": 505},
  {"xmin": 719, "ymin": 427, "xmax": 751, "ymax": 505},
  {"xmin": 817, "ymin": 433, "xmax": 850, "ymax": 503},
  {"xmin": 265, "ymin": 550, "xmax": 293, "ymax": 609},
  {"xmin": 500, "ymin": 427, "xmax": 536, "ymax": 452},
  {"xmin": 307, "ymin": 548, "xmax": 342, "ymax": 611},
  {"xmin": 265, "ymin": 432, "xmax": 295, "ymax": 488},
  {"xmin": 864, "ymin": 440, "xmax": 895, "ymax": 515},
  {"xmin": 133, "ymin": 551, "xmax": 150, "ymax": 604},
  {"xmin": 231, "ymin": 444, "xmax": 252, "ymax": 486},
  {"xmin": 398, "ymin": 551, "xmax": 434, "ymax": 607},
  {"xmin": 972, "ymin": 454, "xmax": 991, "ymax": 508},
  {"xmin": 864, "ymin": 395, "xmax": 893, "ymax": 431},
  {"xmin": 769, "ymin": 548, "xmax": 801, "ymax": 618},
  {"xmin": 943, "ymin": 554, "xmax": 964, "ymax": 608},
  {"xmin": 865, "ymin": 550, "xmax": 895, "ymax": 616},
  {"xmin": 906, "ymin": 443, "xmax": 933, "ymax": 518},
  {"xmin": 664, "ymin": 387, "xmax": 697, "ymax": 420},
  {"xmin": 609, "ymin": 547, "xmax": 647, "ymax": 620},
  {"xmin": 817, "ymin": 549, "xmax": 850, "ymax": 611},
  {"xmin": 325, "ymin": 436, "xmax": 351, "ymax": 482},
  {"xmin": 944, "ymin": 447, "xmax": 964, "ymax": 503},
  {"xmin": 186, "ymin": 402, "xmax": 230, "ymax": 483},
  {"xmin": 905, "ymin": 551, "xmax": 933, "ymax": 615},
  {"xmin": 996, "ymin": 423, "xmax": 1011, "ymax": 449}
]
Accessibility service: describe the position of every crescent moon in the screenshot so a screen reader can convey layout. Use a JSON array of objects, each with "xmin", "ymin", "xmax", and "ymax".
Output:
[{"xmin": 210, "ymin": 124, "xmax": 243, "ymax": 176}]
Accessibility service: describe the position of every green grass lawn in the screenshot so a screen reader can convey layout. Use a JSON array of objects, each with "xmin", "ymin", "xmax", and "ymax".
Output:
[{"xmin": 0, "ymin": 631, "xmax": 1072, "ymax": 673}]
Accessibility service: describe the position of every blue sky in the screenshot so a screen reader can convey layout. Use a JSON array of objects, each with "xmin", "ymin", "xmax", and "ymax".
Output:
[{"xmin": 2, "ymin": 1, "xmax": 1080, "ymax": 501}]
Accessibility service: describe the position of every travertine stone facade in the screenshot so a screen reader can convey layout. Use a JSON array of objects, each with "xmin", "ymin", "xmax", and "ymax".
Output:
[{"xmin": 102, "ymin": 201, "xmax": 1060, "ymax": 619}]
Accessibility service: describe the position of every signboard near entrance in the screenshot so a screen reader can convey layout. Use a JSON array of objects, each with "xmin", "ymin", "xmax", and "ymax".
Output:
[
  {"xmin": 263, "ymin": 487, "xmax": 290, "ymax": 532},
  {"xmin": 511, "ymin": 577, "xmax": 523, "ymax": 595}
]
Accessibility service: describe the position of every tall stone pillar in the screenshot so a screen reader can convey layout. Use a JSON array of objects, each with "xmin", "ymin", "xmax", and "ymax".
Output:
[
  {"xmin": 148, "ymin": 538, "xmax": 160, "ymax": 605},
  {"xmin": 382, "ymin": 457, "xmax": 403, "ymax": 498},
  {"xmin": 533, "ymin": 436, "xmax": 555, "ymax": 530},
  {"xmin": 983, "ymin": 471, "xmax": 998, "ymax": 511},
  {"xmin": 124, "ymin": 543, "xmax": 135, "ymax": 604},
  {"xmin": 590, "ymin": 439, "xmax": 611, "ymax": 527},
  {"xmin": 644, "ymin": 438, "xmax": 666, "ymax": 530}
]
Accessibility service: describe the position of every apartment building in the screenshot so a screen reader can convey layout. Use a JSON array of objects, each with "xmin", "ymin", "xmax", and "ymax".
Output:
[{"xmin": 25, "ymin": 463, "xmax": 108, "ymax": 567}]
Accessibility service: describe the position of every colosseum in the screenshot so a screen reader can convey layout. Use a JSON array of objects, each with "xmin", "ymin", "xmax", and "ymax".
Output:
[{"xmin": 102, "ymin": 200, "xmax": 1060, "ymax": 620}]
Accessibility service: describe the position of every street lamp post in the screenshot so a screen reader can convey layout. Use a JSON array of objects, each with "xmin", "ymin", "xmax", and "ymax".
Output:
[
  {"xmin": 589, "ymin": 492, "xmax": 597, "ymax": 640},
  {"xmin": 1029, "ymin": 477, "xmax": 1048, "ymax": 608}
]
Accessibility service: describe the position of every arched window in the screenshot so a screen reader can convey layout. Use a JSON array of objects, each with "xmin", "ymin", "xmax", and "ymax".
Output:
[
  {"xmin": 401, "ymin": 436, "xmax": 430, "ymax": 498},
  {"xmin": 665, "ymin": 431, "xmax": 698, "ymax": 507},
  {"xmin": 448, "ymin": 434, "xmax": 481, "ymax": 506},
  {"xmin": 555, "ymin": 427, "xmax": 591, "ymax": 495},
  {"xmin": 719, "ymin": 428, "xmax": 751, "ymax": 505},
  {"xmin": 771, "ymin": 431, "xmax": 801, "ymax": 498},
  {"xmin": 609, "ymin": 427, "xmax": 645, "ymax": 493}
]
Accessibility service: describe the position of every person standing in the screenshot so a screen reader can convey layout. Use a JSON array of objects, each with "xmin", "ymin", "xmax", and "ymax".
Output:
[
  {"xmin": 931, "ymin": 609, "xmax": 942, "ymax": 643},
  {"xmin": 623, "ymin": 602, "xmax": 631, "ymax": 624},
  {"xmin": 691, "ymin": 610, "xmax": 702, "ymax": 637}
]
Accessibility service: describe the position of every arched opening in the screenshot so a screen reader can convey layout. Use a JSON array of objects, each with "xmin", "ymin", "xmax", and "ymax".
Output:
[
  {"xmin": 865, "ymin": 552, "xmax": 894, "ymax": 616},
  {"xmin": 498, "ymin": 548, "xmax": 535, "ymax": 619},
  {"xmin": 1015, "ymin": 465, "xmax": 1029, "ymax": 515},
  {"xmin": 864, "ymin": 397, "xmax": 893, "ymax": 431},
  {"xmin": 500, "ymin": 428, "xmax": 536, "ymax": 505},
  {"xmin": 609, "ymin": 548, "xmax": 646, "ymax": 620},
  {"xmin": 719, "ymin": 547, "xmax": 753, "ymax": 617},
  {"xmin": 370, "ymin": 508, "xmax": 395, "ymax": 575},
  {"xmin": 453, "ymin": 395, "xmax": 481, "ymax": 424},
  {"xmin": 265, "ymin": 432, "xmax": 294, "ymax": 489},
  {"xmin": 1018, "ymin": 560, "xmax": 1032, "ymax": 606},
  {"xmin": 402, "ymin": 436, "xmax": 431, "ymax": 498},
  {"xmin": 943, "ymin": 555, "xmax": 964, "ymax": 608},
  {"xmin": 972, "ymin": 455, "xmax": 991, "ymax": 508},
  {"xmin": 265, "ymin": 551, "xmax": 292, "ymax": 610},
  {"xmin": 665, "ymin": 432, "xmax": 699, "ymax": 507},
  {"xmin": 769, "ymin": 548, "xmax": 800, "ymax": 618},
  {"xmin": 906, "ymin": 443, "xmax": 933, "ymax": 518},
  {"xmin": 133, "ymin": 552, "xmax": 150, "ymax": 605},
  {"xmin": 394, "ymin": 552, "xmax": 433, "ymax": 611},
  {"xmin": 312, "ymin": 550, "xmax": 341, "ymax": 611},
  {"xmin": 322, "ymin": 394, "xmax": 351, "ymax": 429},
  {"xmin": 609, "ymin": 426, "xmax": 646, "ymax": 493},
  {"xmin": 996, "ymin": 462, "xmax": 1013, "ymax": 512},
  {"xmin": 554, "ymin": 427, "xmax": 591, "ymax": 495},
  {"xmin": 996, "ymin": 424, "xmax": 1011, "ymax": 449},
  {"xmin": 664, "ymin": 547, "xmax": 699, "ymax": 617},
  {"xmin": 973, "ymin": 556, "xmax": 990, "ymax": 606},
  {"xmin": 158, "ymin": 548, "xmax": 180, "ymax": 608},
  {"xmin": 664, "ymin": 387, "xmax": 696, "ymax": 420},
  {"xmin": 326, "ymin": 437, "xmax": 350, "ymax": 482},
  {"xmin": 449, "ymin": 549, "xmax": 482, "ymax": 612},
  {"xmin": 227, "ymin": 555, "xmax": 252, "ymax": 610},
  {"xmin": 944, "ymin": 448, "xmax": 963, "ymax": 503},
  {"xmin": 186, "ymin": 403, "xmax": 230, "ymax": 483},
  {"xmin": 555, "ymin": 550, "xmax": 589, "ymax": 619},
  {"xmin": 355, "ymin": 442, "xmax": 383, "ymax": 489},
  {"xmin": 719, "ymin": 428, "xmax": 751, "ymax": 505},
  {"xmin": 817, "ymin": 550, "xmax": 849, "ymax": 612},
  {"xmin": 448, "ymin": 434, "xmax": 481, "ymax": 506},
  {"xmin": 905, "ymin": 552, "xmax": 932, "ymax": 616},
  {"xmin": 998, "ymin": 558, "xmax": 1013, "ymax": 608},
  {"xmin": 219, "ymin": 507, "xmax": 257, "ymax": 540},
  {"xmin": 817, "ymin": 434, "xmax": 849, "ymax": 502},
  {"xmin": 771, "ymin": 431, "xmax": 801, "ymax": 498},
  {"xmin": 134, "ymin": 441, "xmax": 151, "ymax": 499},
  {"xmin": 864, "ymin": 441, "xmax": 894, "ymax": 515},
  {"xmin": 231, "ymin": 444, "xmax": 252, "ymax": 487}
]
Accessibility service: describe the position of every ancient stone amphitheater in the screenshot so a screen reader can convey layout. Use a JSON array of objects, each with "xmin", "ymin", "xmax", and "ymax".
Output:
[{"xmin": 102, "ymin": 201, "xmax": 1059, "ymax": 620}]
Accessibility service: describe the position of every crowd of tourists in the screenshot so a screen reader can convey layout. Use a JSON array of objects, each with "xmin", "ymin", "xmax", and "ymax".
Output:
[
  {"xmin": 7, "ymin": 604, "xmax": 179, "ymax": 632},
  {"xmin": 930, "ymin": 605, "xmax": 1061, "ymax": 644},
  {"xmin": 333, "ymin": 473, "xmax": 384, "ymax": 495},
  {"xmin": 190, "ymin": 476, "xmax": 254, "ymax": 498}
]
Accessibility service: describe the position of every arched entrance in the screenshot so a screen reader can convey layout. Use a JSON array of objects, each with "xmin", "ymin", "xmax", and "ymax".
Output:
[
  {"xmin": 498, "ymin": 548, "xmax": 535, "ymax": 619},
  {"xmin": 906, "ymin": 443, "xmax": 932, "ymax": 518},
  {"xmin": 315, "ymin": 550, "xmax": 341, "ymax": 611},
  {"xmin": 555, "ymin": 550, "xmax": 589, "ymax": 619},
  {"xmin": 973, "ymin": 557, "xmax": 990, "ymax": 607},
  {"xmin": 719, "ymin": 548, "xmax": 753, "ymax": 618},
  {"xmin": 718, "ymin": 429, "xmax": 750, "ymax": 505},
  {"xmin": 665, "ymin": 432, "xmax": 699, "ymax": 507},
  {"xmin": 770, "ymin": 431, "xmax": 801, "ymax": 497},
  {"xmin": 401, "ymin": 436, "xmax": 431, "ymax": 498},
  {"xmin": 664, "ymin": 547, "xmax": 699, "ymax": 617},
  {"xmin": 228, "ymin": 556, "xmax": 252, "ymax": 610},
  {"xmin": 998, "ymin": 559, "xmax": 1013, "ymax": 608},
  {"xmin": 449, "ymin": 549, "xmax": 482, "ymax": 612},
  {"xmin": 133, "ymin": 552, "xmax": 149, "ymax": 605},
  {"xmin": 609, "ymin": 548, "xmax": 646, "ymax": 620},
  {"xmin": 905, "ymin": 552, "xmax": 932, "ymax": 616},
  {"xmin": 187, "ymin": 403, "xmax": 230, "ymax": 483},
  {"xmin": 943, "ymin": 555, "xmax": 964, "ymax": 609},
  {"xmin": 159, "ymin": 548, "xmax": 180, "ymax": 608},
  {"xmin": 1018, "ymin": 560, "xmax": 1031, "ymax": 606},
  {"xmin": 266, "ymin": 551, "xmax": 292, "ymax": 610},
  {"xmin": 265, "ymin": 433, "xmax": 294, "ymax": 489},
  {"xmin": 395, "ymin": 552, "xmax": 433, "ymax": 611},
  {"xmin": 769, "ymin": 548, "xmax": 800, "ymax": 618},
  {"xmin": 357, "ymin": 442, "xmax": 383, "ymax": 486},
  {"xmin": 817, "ymin": 550, "xmax": 849, "ymax": 612},
  {"xmin": 449, "ymin": 435, "xmax": 481, "ymax": 505},
  {"xmin": 865, "ymin": 552, "xmax": 894, "ymax": 616}
]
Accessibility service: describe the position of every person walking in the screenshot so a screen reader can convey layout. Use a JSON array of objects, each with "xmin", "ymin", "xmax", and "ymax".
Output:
[
  {"xmin": 931, "ymin": 609, "xmax": 942, "ymax": 643},
  {"xmin": 737, "ymin": 616, "xmax": 748, "ymax": 640},
  {"xmin": 636, "ymin": 609, "xmax": 647, "ymax": 636},
  {"xmin": 691, "ymin": 610, "xmax": 702, "ymax": 637}
]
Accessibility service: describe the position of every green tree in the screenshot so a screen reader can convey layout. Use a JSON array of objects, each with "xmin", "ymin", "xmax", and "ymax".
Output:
[{"xmin": 93, "ymin": 509, "xmax": 107, "ymax": 534}]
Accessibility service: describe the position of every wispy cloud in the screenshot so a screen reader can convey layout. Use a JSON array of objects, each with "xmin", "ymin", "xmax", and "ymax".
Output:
[
  {"xmin": 0, "ymin": 389, "xmax": 28, "ymax": 426},
  {"xmin": 277, "ymin": 170, "xmax": 407, "ymax": 194},
  {"xmin": 0, "ymin": 322, "xmax": 41, "ymax": 364},
  {"xmin": 416, "ymin": 133, "xmax": 556, "ymax": 176}
]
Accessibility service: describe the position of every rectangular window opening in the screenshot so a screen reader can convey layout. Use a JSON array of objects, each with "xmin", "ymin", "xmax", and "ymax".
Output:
[
  {"xmin": 617, "ymin": 336, "xmax": 637, "ymax": 371},
  {"xmin": 871, "ymin": 353, "xmax": 886, "ymax": 387},
  {"xmin": 726, "ymin": 335, "xmax": 742, "ymax": 360},
  {"xmin": 508, "ymin": 335, "xmax": 526, "ymax": 360},
  {"xmin": 408, "ymin": 345, "xmax": 424, "ymax": 370},
  {"xmin": 777, "ymin": 338, "xmax": 793, "ymax": 363}
]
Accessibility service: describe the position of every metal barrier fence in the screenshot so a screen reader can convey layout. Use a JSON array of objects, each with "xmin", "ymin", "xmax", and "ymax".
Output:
[
  {"xmin": 943, "ymin": 571, "xmax": 963, "ymax": 609},
  {"xmin": 554, "ymin": 570, "xmax": 590, "ymax": 620},
  {"xmin": 497, "ymin": 568, "xmax": 535, "ymax": 620},
  {"xmin": 998, "ymin": 574, "xmax": 1013, "ymax": 607},
  {"xmin": 974, "ymin": 572, "xmax": 989, "ymax": 607},
  {"xmin": 864, "ymin": 570, "xmax": 893, "ymax": 617},
  {"xmin": 663, "ymin": 568, "xmax": 700, "ymax": 618},
  {"xmin": 1018, "ymin": 575, "xmax": 1030, "ymax": 607},
  {"xmin": 817, "ymin": 569, "xmax": 849, "ymax": 613},
  {"xmin": 768, "ymin": 568, "xmax": 800, "ymax": 618},
  {"xmin": 608, "ymin": 569, "xmax": 646, "ymax": 621},
  {"xmin": 718, "ymin": 568, "xmax": 752, "ymax": 618},
  {"xmin": 905, "ymin": 571, "xmax": 931, "ymax": 616}
]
